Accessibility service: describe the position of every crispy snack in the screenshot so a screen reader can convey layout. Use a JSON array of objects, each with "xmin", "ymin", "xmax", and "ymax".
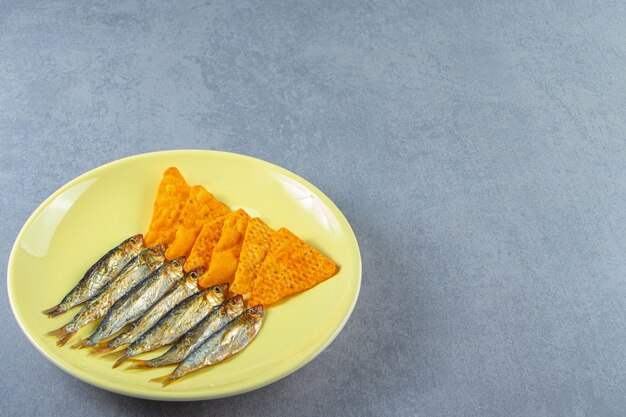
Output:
[
  {"xmin": 183, "ymin": 216, "xmax": 225, "ymax": 272},
  {"xmin": 231, "ymin": 218, "xmax": 274, "ymax": 295},
  {"xmin": 165, "ymin": 185, "xmax": 230, "ymax": 260},
  {"xmin": 249, "ymin": 228, "xmax": 337, "ymax": 306},
  {"xmin": 144, "ymin": 168, "xmax": 191, "ymax": 247},
  {"xmin": 199, "ymin": 209, "xmax": 250, "ymax": 288}
]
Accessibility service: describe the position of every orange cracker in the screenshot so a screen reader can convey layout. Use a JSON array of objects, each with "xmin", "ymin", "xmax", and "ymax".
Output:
[
  {"xmin": 144, "ymin": 167, "xmax": 191, "ymax": 247},
  {"xmin": 183, "ymin": 216, "xmax": 225, "ymax": 273},
  {"xmin": 165, "ymin": 185, "xmax": 230, "ymax": 259},
  {"xmin": 249, "ymin": 228, "xmax": 337, "ymax": 306},
  {"xmin": 231, "ymin": 218, "xmax": 274, "ymax": 295},
  {"xmin": 199, "ymin": 209, "xmax": 250, "ymax": 288}
]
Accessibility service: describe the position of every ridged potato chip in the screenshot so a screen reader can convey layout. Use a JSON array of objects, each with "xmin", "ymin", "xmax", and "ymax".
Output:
[
  {"xmin": 250, "ymin": 228, "xmax": 337, "ymax": 306},
  {"xmin": 199, "ymin": 209, "xmax": 250, "ymax": 288},
  {"xmin": 165, "ymin": 185, "xmax": 230, "ymax": 259},
  {"xmin": 144, "ymin": 167, "xmax": 191, "ymax": 247},
  {"xmin": 183, "ymin": 216, "xmax": 225, "ymax": 273},
  {"xmin": 231, "ymin": 218, "xmax": 274, "ymax": 295}
]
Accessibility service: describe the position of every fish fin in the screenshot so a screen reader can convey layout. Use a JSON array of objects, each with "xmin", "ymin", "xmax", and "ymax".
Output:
[
  {"xmin": 113, "ymin": 355, "xmax": 129, "ymax": 369},
  {"xmin": 71, "ymin": 337, "xmax": 89, "ymax": 349},
  {"xmin": 126, "ymin": 360, "xmax": 152, "ymax": 370},
  {"xmin": 47, "ymin": 326, "xmax": 75, "ymax": 346},
  {"xmin": 57, "ymin": 331, "xmax": 76, "ymax": 347},
  {"xmin": 46, "ymin": 326, "xmax": 66, "ymax": 339},
  {"xmin": 161, "ymin": 377, "xmax": 179, "ymax": 387},
  {"xmin": 150, "ymin": 374, "xmax": 175, "ymax": 386},
  {"xmin": 103, "ymin": 349, "xmax": 126, "ymax": 360},
  {"xmin": 42, "ymin": 305, "xmax": 65, "ymax": 318},
  {"xmin": 91, "ymin": 343, "xmax": 116, "ymax": 355},
  {"xmin": 107, "ymin": 349, "xmax": 130, "ymax": 368}
]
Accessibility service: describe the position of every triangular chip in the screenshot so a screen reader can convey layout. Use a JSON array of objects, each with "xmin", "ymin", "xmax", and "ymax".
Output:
[
  {"xmin": 249, "ymin": 228, "xmax": 337, "ymax": 306},
  {"xmin": 183, "ymin": 216, "xmax": 225, "ymax": 272},
  {"xmin": 144, "ymin": 167, "xmax": 191, "ymax": 247},
  {"xmin": 231, "ymin": 218, "xmax": 274, "ymax": 295},
  {"xmin": 165, "ymin": 185, "xmax": 230, "ymax": 259},
  {"xmin": 199, "ymin": 209, "xmax": 250, "ymax": 288}
]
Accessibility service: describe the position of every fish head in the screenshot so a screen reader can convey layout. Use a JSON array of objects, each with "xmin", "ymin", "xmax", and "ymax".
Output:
[
  {"xmin": 165, "ymin": 257, "xmax": 186, "ymax": 277},
  {"xmin": 245, "ymin": 304, "xmax": 265, "ymax": 323},
  {"xmin": 203, "ymin": 283, "xmax": 229, "ymax": 306},
  {"xmin": 242, "ymin": 304, "xmax": 265, "ymax": 335},
  {"xmin": 182, "ymin": 267, "xmax": 204, "ymax": 288},
  {"xmin": 142, "ymin": 244, "xmax": 167, "ymax": 267},
  {"xmin": 223, "ymin": 295, "xmax": 245, "ymax": 318},
  {"xmin": 122, "ymin": 234, "xmax": 144, "ymax": 256},
  {"xmin": 189, "ymin": 266, "xmax": 205, "ymax": 279}
]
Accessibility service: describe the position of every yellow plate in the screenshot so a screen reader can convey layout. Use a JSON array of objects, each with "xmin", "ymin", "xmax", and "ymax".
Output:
[{"xmin": 7, "ymin": 150, "xmax": 361, "ymax": 401}]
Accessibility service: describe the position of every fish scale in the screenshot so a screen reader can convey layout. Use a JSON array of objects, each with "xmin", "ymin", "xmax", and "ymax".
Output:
[
  {"xmin": 152, "ymin": 304, "xmax": 264, "ymax": 386},
  {"xmin": 96, "ymin": 267, "xmax": 205, "ymax": 353},
  {"xmin": 111, "ymin": 283, "xmax": 228, "ymax": 368},
  {"xmin": 129, "ymin": 295, "xmax": 245, "ymax": 369},
  {"xmin": 47, "ymin": 244, "xmax": 166, "ymax": 346},
  {"xmin": 42, "ymin": 234, "xmax": 144, "ymax": 318},
  {"xmin": 75, "ymin": 257, "xmax": 186, "ymax": 348}
]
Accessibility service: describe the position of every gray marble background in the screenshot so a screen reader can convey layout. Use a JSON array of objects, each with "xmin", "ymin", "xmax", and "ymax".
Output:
[{"xmin": 2, "ymin": 1, "xmax": 626, "ymax": 416}]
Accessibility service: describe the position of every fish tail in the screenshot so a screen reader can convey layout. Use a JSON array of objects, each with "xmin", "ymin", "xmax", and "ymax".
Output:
[
  {"xmin": 150, "ymin": 374, "xmax": 177, "ymax": 386},
  {"xmin": 91, "ymin": 342, "xmax": 116, "ymax": 355},
  {"xmin": 88, "ymin": 348, "xmax": 105, "ymax": 356},
  {"xmin": 71, "ymin": 337, "xmax": 90, "ymax": 349},
  {"xmin": 47, "ymin": 326, "xmax": 76, "ymax": 346},
  {"xmin": 46, "ymin": 326, "xmax": 67, "ymax": 339},
  {"xmin": 57, "ymin": 331, "xmax": 77, "ymax": 347},
  {"xmin": 106, "ymin": 349, "xmax": 130, "ymax": 368},
  {"xmin": 113, "ymin": 355, "xmax": 129, "ymax": 369},
  {"xmin": 103, "ymin": 348, "xmax": 126, "ymax": 360},
  {"xmin": 126, "ymin": 359, "xmax": 152, "ymax": 370},
  {"xmin": 161, "ymin": 376, "xmax": 179, "ymax": 387},
  {"xmin": 42, "ymin": 305, "xmax": 65, "ymax": 318}
]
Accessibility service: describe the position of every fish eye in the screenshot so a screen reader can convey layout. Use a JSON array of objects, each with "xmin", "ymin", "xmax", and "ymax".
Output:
[
  {"xmin": 172, "ymin": 260, "xmax": 180, "ymax": 267},
  {"xmin": 190, "ymin": 272, "xmax": 198, "ymax": 278},
  {"xmin": 214, "ymin": 286, "xmax": 222, "ymax": 293},
  {"xmin": 130, "ymin": 238, "xmax": 136, "ymax": 244}
]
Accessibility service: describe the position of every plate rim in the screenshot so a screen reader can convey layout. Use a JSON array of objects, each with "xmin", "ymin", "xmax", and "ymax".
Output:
[{"xmin": 6, "ymin": 149, "xmax": 362, "ymax": 401}]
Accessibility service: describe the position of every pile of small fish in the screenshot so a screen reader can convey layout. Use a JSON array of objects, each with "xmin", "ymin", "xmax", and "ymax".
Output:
[{"xmin": 43, "ymin": 234, "xmax": 264, "ymax": 386}]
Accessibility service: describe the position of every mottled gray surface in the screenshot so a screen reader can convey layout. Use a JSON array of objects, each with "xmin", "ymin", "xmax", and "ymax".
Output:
[{"xmin": 1, "ymin": 1, "xmax": 626, "ymax": 416}]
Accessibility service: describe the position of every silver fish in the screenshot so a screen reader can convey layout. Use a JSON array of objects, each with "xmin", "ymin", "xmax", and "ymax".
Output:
[
  {"xmin": 42, "ymin": 234, "xmax": 144, "ymax": 317},
  {"xmin": 152, "ymin": 304, "xmax": 264, "ymax": 386},
  {"xmin": 110, "ymin": 283, "xmax": 228, "ymax": 368},
  {"xmin": 73, "ymin": 257, "xmax": 186, "ymax": 348},
  {"xmin": 47, "ymin": 244, "xmax": 166, "ymax": 346},
  {"xmin": 94, "ymin": 267, "xmax": 205, "ymax": 354},
  {"xmin": 128, "ymin": 295, "xmax": 244, "ymax": 369}
]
